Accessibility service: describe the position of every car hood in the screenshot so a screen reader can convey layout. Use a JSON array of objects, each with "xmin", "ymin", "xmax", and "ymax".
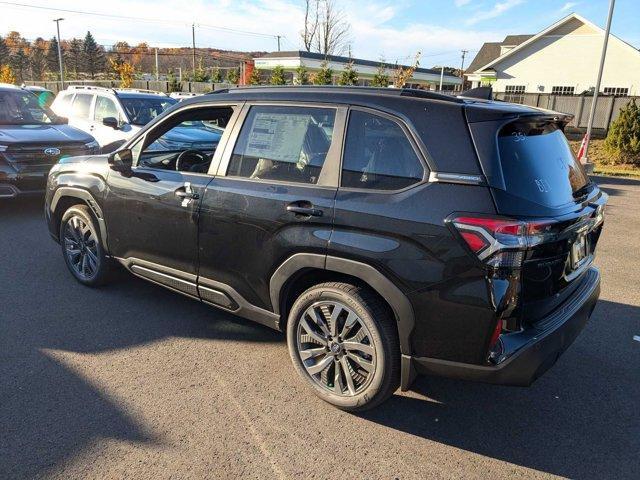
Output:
[
  {"xmin": 0, "ymin": 124, "xmax": 95, "ymax": 145},
  {"xmin": 164, "ymin": 126, "xmax": 222, "ymax": 143}
]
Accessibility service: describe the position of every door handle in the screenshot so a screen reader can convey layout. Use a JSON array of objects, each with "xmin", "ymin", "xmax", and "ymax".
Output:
[
  {"xmin": 287, "ymin": 202, "xmax": 323, "ymax": 217},
  {"xmin": 175, "ymin": 190, "xmax": 199, "ymax": 200}
]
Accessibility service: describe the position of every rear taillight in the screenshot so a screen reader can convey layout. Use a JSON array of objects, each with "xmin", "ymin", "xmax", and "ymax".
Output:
[{"xmin": 449, "ymin": 215, "xmax": 557, "ymax": 268}]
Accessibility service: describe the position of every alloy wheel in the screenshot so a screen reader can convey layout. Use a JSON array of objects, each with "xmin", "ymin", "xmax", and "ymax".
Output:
[
  {"xmin": 296, "ymin": 301, "xmax": 377, "ymax": 396},
  {"xmin": 63, "ymin": 215, "xmax": 99, "ymax": 280}
]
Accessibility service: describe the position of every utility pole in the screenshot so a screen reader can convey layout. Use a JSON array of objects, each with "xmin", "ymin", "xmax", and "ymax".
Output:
[
  {"xmin": 191, "ymin": 23, "xmax": 196, "ymax": 78},
  {"xmin": 276, "ymin": 35, "xmax": 281, "ymax": 52},
  {"xmin": 459, "ymin": 50, "xmax": 468, "ymax": 91},
  {"xmin": 53, "ymin": 18, "xmax": 65, "ymax": 89},
  {"xmin": 582, "ymin": 0, "xmax": 616, "ymax": 170},
  {"xmin": 439, "ymin": 66, "xmax": 444, "ymax": 91},
  {"xmin": 155, "ymin": 48, "xmax": 159, "ymax": 81}
]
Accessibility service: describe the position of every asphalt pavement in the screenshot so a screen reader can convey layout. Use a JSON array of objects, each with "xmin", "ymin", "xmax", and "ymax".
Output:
[{"xmin": 1, "ymin": 175, "xmax": 639, "ymax": 479}]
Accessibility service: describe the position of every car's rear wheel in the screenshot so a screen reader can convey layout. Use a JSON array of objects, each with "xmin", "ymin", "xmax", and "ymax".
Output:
[
  {"xmin": 60, "ymin": 205, "xmax": 112, "ymax": 286},
  {"xmin": 287, "ymin": 282, "xmax": 400, "ymax": 411}
]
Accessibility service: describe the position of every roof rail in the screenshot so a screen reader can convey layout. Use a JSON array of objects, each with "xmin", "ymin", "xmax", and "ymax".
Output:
[
  {"xmin": 116, "ymin": 88, "xmax": 168, "ymax": 96},
  {"xmin": 219, "ymin": 85, "xmax": 464, "ymax": 103},
  {"xmin": 67, "ymin": 85, "xmax": 117, "ymax": 94}
]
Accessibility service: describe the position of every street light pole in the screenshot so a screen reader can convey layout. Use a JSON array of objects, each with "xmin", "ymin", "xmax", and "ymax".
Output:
[
  {"xmin": 191, "ymin": 23, "xmax": 197, "ymax": 78},
  {"xmin": 53, "ymin": 18, "xmax": 65, "ymax": 89},
  {"xmin": 439, "ymin": 66, "xmax": 444, "ymax": 91},
  {"xmin": 582, "ymin": 0, "xmax": 616, "ymax": 169}
]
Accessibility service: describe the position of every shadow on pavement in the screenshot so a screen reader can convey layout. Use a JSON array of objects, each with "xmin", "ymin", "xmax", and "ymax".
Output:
[
  {"xmin": 359, "ymin": 299, "xmax": 640, "ymax": 479},
  {"xmin": 0, "ymin": 196, "xmax": 283, "ymax": 478}
]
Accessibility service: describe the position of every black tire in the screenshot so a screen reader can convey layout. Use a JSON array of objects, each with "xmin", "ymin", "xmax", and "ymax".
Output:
[
  {"xmin": 287, "ymin": 282, "xmax": 400, "ymax": 411},
  {"xmin": 60, "ymin": 204, "xmax": 112, "ymax": 287}
]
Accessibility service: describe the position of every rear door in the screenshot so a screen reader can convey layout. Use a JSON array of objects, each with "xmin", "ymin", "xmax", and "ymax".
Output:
[{"xmin": 197, "ymin": 103, "xmax": 346, "ymax": 311}]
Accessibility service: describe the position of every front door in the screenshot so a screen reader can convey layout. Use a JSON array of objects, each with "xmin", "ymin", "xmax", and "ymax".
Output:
[
  {"xmin": 198, "ymin": 103, "xmax": 346, "ymax": 311},
  {"xmin": 104, "ymin": 105, "xmax": 238, "ymax": 295},
  {"xmin": 91, "ymin": 94, "xmax": 128, "ymax": 152}
]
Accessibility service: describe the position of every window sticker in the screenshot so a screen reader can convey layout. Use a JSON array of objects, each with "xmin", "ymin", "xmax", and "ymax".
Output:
[{"xmin": 244, "ymin": 113, "xmax": 312, "ymax": 163}]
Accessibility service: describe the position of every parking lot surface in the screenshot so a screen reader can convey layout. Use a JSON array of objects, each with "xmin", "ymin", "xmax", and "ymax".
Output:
[{"xmin": 1, "ymin": 176, "xmax": 639, "ymax": 480}]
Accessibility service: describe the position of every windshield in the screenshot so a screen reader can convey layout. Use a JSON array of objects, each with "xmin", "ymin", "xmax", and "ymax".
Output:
[
  {"xmin": 498, "ymin": 121, "xmax": 590, "ymax": 208},
  {"xmin": 0, "ymin": 91, "xmax": 58, "ymax": 125},
  {"xmin": 120, "ymin": 97, "xmax": 176, "ymax": 126}
]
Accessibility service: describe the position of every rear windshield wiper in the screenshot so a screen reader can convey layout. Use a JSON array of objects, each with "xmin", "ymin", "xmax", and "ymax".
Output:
[{"xmin": 573, "ymin": 182, "xmax": 594, "ymax": 199}]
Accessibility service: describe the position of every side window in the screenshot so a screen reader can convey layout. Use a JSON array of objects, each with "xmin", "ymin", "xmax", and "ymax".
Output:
[
  {"xmin": 341, "ymin": 110, "xmax": 424, "ymax": 190},
  {"xmin": 94, "ymin": 96, "xmax": 119, "ymax": 122},
  {"xmin": 137, "ymin": 106, "xmax": 233, "ymax": 173},
  {"xmin": 71, "ymin": 93, "xmax": 93, "ymax": 119},
  {"xmin": 227, "ymin": 105, "xmax": 335, "ymax": 185}
]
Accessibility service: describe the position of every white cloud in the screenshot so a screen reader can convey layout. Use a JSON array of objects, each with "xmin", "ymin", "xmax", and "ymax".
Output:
[
  {"xmin": 1, "ymin": 0, "xmax": 507, "ymax": 67},
  {"xmin": 466, "ymin": 0, "xmax": 524, "ymax": 25},
  {"xmin": 454, "ymin": 0, "xmax": 473, "ymax": 7},
  {"xmin": 560, "ymin": 2, "xmax": 579, "ymax": 13}
]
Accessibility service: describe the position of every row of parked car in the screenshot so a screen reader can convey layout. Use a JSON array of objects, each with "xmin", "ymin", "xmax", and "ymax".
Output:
[{"xmin": 0, "ymin": 83, "xmax": 206, "ymax": 198}]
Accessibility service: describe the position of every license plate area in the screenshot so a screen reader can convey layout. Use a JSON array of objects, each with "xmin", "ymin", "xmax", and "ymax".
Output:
[{"xmin": 571, "ymin": 231, "xmax": 589, "ymax": 270}]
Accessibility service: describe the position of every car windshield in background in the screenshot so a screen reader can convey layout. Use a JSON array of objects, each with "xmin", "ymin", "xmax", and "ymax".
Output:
[
  {"xmin": 0, "ymin": 91, "xmax": 58, "ymax": 125},
  {"xmin": 120, "ymin": 97, "xmax": 176, "ymax": 126},
  {"xmin": 498, "ymin": 121, "xmax": 590, "ymax": 208}
]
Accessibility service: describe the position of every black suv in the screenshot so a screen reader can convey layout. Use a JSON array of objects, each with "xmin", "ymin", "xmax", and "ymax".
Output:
[
  {"xmin": 45, "ymin": 87, "xmax": 605, "ymax": 410},
  {"xmin": 0, "ymin": 84, "xmax": 98, "ymax": 198}
]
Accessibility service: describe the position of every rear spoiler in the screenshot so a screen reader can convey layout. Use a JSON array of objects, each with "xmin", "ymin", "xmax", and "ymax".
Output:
[{"xmin": 459, "ymin": 86, "xmax": 493, "ymax": 100}]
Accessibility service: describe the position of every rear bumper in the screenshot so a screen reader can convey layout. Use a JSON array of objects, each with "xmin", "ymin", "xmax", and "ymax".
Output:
[{"xmin": 407, "ymin": 267, "xmax": 600, "ymax": 387}]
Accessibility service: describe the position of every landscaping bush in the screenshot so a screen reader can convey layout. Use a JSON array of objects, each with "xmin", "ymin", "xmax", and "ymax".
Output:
[{"xmin": 604, "ymin": 99, "xmax": 640, "ymax": 165}]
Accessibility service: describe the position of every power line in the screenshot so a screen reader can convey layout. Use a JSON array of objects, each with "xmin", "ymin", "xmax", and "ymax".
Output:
[{"xmin": 0, "ymin": 1, "xmax": 281, "ymax": 40}]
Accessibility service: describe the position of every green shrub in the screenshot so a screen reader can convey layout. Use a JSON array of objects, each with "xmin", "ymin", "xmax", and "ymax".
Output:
[
  {"xmin": 270, "ymin": 65, "xmax": 286, "ymax": 85},
  {"xmin": 313, "ymin": 62, "xmax": 333, "ymax": 85},
  {"xmin": 295, "ymin": 65, "xmax": 309, "ymax": 85},
  {"xmin": 338, "ymin": 61, "xmax": 358, "ymax": 86},
  {"xmin": 605, "ymin": 99, "xmax": 640, "ymax": 165}
]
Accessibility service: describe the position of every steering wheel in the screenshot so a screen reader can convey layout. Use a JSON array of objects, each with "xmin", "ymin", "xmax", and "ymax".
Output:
[{"xmin": 175, "ymin": 149, "xmax": 210, "ymax": 172}]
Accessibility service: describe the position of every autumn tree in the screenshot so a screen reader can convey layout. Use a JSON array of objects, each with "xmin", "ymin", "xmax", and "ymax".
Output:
[
  {"xmin": 393, "ymin": 51, "xmax": 421, "ymax": 88},
  {"xmin": 270, "ymin": 65, "xmax": 286, "ymax": 85},
  {"xmin": 312, "ymin": 61, "xmax": 333, "ymax": 85},
  {"xmin": 211, "ymin": 66, "xmax": 223, "ymax": 83},
  {"xmin": 370, "ymin": 60, "xmax": 389, "ymax": 87},
  {"xmin": 0, "ymin": 64, "xmax": 16, "ymax": 84},
  {"xmin": 226, "ymin": 67, "xmax": 240, "ymax": 85},
  {"xmin": 110, "ymin": 57, "xmax": 134, "ymax": 88},
  {"xmin": 337, "ymin": 60, "xmax": 358, "ymax": 86},
  {"xmin": 295, "ymin": 65, "xmax": 309, "ymax": 85},
  {"xmin": 9, "ymin": 49, "xmax": 28, "ymax": 82},
  {"xmin": 82, "ymin": 31, "xmax": 105, "ymax": 79},
  {"xmin": 248, "ymin": 67, "xmax": 261, "ymax": 85}
]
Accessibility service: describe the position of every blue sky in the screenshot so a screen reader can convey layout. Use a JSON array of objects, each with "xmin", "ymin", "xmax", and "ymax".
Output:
[{"xmin": 2, "ymin": 0, "xmax": 639, "ymax": 68}]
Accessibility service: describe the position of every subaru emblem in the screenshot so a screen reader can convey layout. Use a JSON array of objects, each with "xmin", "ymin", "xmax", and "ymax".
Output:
[{"xmin": 44, "ymin": 147, "xmax": 61, "ymax": 156}]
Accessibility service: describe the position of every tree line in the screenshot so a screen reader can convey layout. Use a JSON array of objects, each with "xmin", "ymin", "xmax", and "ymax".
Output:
[{"xmin": 0, "ymin": 30, "xmax": 263, "ymax": 84}]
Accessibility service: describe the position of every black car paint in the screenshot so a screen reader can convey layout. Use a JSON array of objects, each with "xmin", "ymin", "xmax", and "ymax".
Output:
[{"xmin": 45, "ymin": 87, "xmax": 604, "ymax": 390}]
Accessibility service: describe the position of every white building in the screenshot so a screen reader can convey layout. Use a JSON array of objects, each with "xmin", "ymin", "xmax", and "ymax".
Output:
[
  {"xmin": 465, "ymin": 13, "xmax": 640, "ymax": 96},
  {"xmin": 254, "ymin": 51, "xmax": 462, "ymax": 89}
]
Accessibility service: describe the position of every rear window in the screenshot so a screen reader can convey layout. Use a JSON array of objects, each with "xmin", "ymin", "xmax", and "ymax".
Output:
[
  {"xmin": 498, "ymin": 121, "xmax": 589, "ymax": 207},
  {"xmin": 72, "ymin": 94, "xmax": 93, "ymax": 119}
]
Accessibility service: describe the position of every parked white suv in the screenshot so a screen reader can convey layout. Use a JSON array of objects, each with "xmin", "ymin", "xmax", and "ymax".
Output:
[{"xmin": 51, "ymin": 86, "xmax": 177, "ymax": 153}]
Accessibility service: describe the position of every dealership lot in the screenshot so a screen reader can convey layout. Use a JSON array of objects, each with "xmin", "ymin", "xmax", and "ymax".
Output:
[{"xmin": 1, "ymin": 176, "xmax": 638, "ymax": 480}]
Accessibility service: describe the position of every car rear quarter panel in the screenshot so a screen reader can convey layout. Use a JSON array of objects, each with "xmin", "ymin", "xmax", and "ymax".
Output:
[{"xmin": 331, "ymin": 181, "xmax": 500, "ymax": 364}]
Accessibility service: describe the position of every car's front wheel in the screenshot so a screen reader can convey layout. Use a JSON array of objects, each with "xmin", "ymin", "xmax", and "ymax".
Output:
[
  {"xmin": 60, "ymin": 205, "xmax": 112, "ymax": 286},
  {"xmin": 287, "ymin": 282, "xmax": 400, "ymax": 411}
]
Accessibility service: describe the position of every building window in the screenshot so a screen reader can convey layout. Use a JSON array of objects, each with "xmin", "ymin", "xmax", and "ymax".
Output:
[
  {"xmin": 551, "ymin": 86, "xmax": 575, "ymax": 96},
  {"xmin": 603, "ymin": 87, "xmax": 629, "ymax": 96},
  {"xmin": 504, "ymin": 85, "xmax": 526, "ymax": 104}
]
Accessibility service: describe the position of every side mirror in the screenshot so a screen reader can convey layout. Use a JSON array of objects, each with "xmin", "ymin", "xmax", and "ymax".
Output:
[
  {"xmin": 108, "ymin": 148, "xmax": 133, "ymax": 172},
  {"xmin": 103, "ymin": 116, "xmax": 119, "ymax": 129}
]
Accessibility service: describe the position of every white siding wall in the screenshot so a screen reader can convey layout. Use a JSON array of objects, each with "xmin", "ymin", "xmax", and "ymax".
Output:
[{"xmin": 492, "ymin": 29, "xmax": 640, "ymax": 95}]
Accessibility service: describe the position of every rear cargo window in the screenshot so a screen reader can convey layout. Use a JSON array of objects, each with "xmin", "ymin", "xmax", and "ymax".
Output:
[{"xmin": 498, "ymin": 121, "xmax": 589, "ymax": 207}]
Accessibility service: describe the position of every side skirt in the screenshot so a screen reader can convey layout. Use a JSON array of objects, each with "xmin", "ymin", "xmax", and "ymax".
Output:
[{"xmin": 115, "ymin": 257, "xmax": 280, "ymax": 331}]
